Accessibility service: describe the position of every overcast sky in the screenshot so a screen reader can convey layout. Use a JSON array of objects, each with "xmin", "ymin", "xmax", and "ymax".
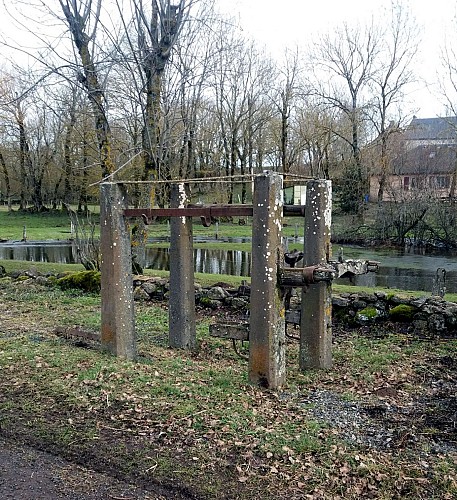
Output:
[
  {"xmin": 216, "ymin": 0, "xmax": 457, "ymax": 118},
  {"xmin": 1, "ymin": 0, "xmax": 456, "ymax": 118}
]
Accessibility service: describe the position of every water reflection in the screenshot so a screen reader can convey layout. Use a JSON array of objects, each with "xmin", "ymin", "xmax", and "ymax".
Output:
[
  {"xmin": 0, "ymin": 242, "xmax": 252, "ymax": 276},
  {"xmin": 145, "ymin": 247, "xmax": 251, "ymax": 276},
  {"xmin": 0, "ymin": 240, "xmax": 456, "ymax": 294},
  {"xmin": 0, "ymin": 241, "xmax": 78, "ymax": 264}
]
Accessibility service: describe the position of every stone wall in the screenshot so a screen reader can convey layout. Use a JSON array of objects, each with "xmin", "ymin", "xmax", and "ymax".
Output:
[
  {"xmin": 132, "ymin": 276, "xmax": 457, "ymax": 337},
  {"xmin": 3, "ymin": 268, "xmax": 457, "ymax": 337},
  {"xmin": 331, "ymin": 291, "xmax": 457, "ymax": 336}
]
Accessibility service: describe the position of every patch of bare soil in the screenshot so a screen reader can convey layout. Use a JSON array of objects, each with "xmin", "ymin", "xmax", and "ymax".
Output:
[{"xmin": 0, "ymin": 436, "xmax": 171, "ymax": 499}]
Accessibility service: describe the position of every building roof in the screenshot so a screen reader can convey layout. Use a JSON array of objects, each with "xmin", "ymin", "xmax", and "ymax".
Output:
[
  {"xmin": 392, "ymin": 144, "xmax": 457, "ymax": 175},
  {"xmin": 405, "ymin": 116, "xmax": 457, "ymax": 142}
]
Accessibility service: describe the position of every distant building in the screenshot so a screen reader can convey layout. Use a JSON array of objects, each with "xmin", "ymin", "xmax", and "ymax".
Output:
[
  {"xmin": 283, "ymin": 185, "xmax": 306, "ymax": 205},
  {"xmin": 369, "ymin": 116, "xmax": 457, "ymax": 201}
]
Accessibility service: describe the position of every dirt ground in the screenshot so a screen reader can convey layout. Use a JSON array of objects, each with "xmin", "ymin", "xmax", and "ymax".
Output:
[{"xmin": 0, "ymin": 436, "xmax": 181, "ymax": 500}]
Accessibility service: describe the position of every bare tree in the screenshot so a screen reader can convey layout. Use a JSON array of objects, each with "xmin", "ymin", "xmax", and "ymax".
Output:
[
  {"xmin": 368, "ymin": 1, "xmax": 418, "ymax": 202},
  {"xmin": 295, "ymin": 103, "xmax": 338, "ymax": 179},
  {"xmin": 108, "ymin": 0, "xmax": 202, "ymax": 268},
  {"xmin": 0, "ymin": 74, "xmax": 13, "ymax": 210},
  {"xmin": 270, "ymin": 48, "xmax": 303, "ymax": 174},
  {"xmin": 439, "ymin": 19, "xmax": 457, "ymax": 199},
  {"xmin": 309, "ymin": 21, "xmax": 381, "ymax": 213},
  {"xmin": 126, "ymin": 1, "xmax": 195, "ymax": 196},
  {"xmin": 211, "ymin": 27, "xmax": 274, "ymax": 204}
]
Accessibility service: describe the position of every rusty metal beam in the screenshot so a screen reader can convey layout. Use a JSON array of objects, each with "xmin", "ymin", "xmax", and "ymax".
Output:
[
  {"xmin": 124, "ymin": 204, "xmax": 306, "ymax": 222},
  {"xmin": 124, "ymin": 206, "xmax": 252, "ymax": 222}
]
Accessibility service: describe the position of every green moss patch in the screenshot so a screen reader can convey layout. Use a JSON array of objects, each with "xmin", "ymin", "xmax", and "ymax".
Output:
[
  {"xmin": 56, "ymin": 270, "xmax": 101, "ymax": 293},
  {"xmin": 388, "ymin": 304, "xmax": 417, "ymax": 322},
  {"xmin": 356, "ymin": 306, "xmax": 383, "ymax": 323}
]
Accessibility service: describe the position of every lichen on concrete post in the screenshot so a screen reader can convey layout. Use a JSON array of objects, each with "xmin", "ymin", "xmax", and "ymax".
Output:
[
  {"xmin": 100, "ymin": 182, "xmax": 136, "ymax": 360},
  {"xmin": 300, "ymin": 179, "xmax": 332, "ymax": 369},
  {"xmin": 249, "ymin": 172, "xmax": 285, "ymax": 389},
  {"xmin": 169, "ymin": 183, "xmax": 196, "ymax": 349}
]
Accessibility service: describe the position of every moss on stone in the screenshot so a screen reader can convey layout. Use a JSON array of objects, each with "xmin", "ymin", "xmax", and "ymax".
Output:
[
  {"xmin": 57, "ymin": 270, "xmax": 101, "ymax": 293},
  {"xmin": 199, "ymin": 296, "xmax": 219, "ymax": 309},
  {"xmin": 356, "ymin": 306, "xmax": 381, "ymax": 323},
  {"xmin": 388, "ymin": 304, "xmax": 416, "ymax": 322}
]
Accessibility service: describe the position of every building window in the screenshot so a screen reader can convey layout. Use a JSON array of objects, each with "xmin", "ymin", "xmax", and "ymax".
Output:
[
  {"xmin": 411, "ymin": 177, "xmax": 424, "ymax": 189},
  {"xmin": 434, "ymin": 176, "xmax": 450, "ymax": 189},
  {"xmin": 403, "ymin": 176, "xmax": 410, "ymax": 190}
]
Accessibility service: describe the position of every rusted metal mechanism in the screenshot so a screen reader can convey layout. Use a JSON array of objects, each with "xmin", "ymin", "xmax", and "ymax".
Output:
[
  {"xmin": 279, "ymin": 260, "xmax": 379, "ymax": 287},
  {"xmin": 328, "ymin": 259, "xmax": 379, "ymax": 279},
  {"xmin": 209, "ymin": 322, "xmax": 250, "ymax": 359},
  {"xmin": 100, "ymin": 176, "xmax": 380, "ymax": 390},
  {"xmin": 278, "ymin": 265, "xmax": 336, "ymax": 287},
  {"xmin": 280, "ymin": 258, "xmax": 380, "ymax": 328}
]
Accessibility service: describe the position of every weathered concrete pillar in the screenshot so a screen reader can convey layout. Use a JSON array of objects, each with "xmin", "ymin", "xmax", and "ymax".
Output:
[
  {"xmin": 249, "ymin": 173, "xmax": 285, "ymax": 389},
  {"xmin": 300, "ymin": 179, "xmax": 332, "ymax": 369},
  {"xmin": 169, "ymin": 183, "xmax": 196, "ymax": 349},
  {"xmin": 100, "ymin": 182, "xmax": 136, "ymax": 360}
]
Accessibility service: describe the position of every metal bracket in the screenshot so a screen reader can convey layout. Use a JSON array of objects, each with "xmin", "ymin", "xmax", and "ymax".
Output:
[
  {"xmin": 278, "ymin": 265, "xmax": 336, "ymax": 287},
  {"xmin": 209, "ymin": 322, "xmax": 250, "ymax": 359}
]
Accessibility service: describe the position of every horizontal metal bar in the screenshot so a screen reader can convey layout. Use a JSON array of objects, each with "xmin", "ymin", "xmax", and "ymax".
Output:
[
  {"xmin": 209, "ymin": 322, "xmax": 249, "ymax": 341},
  {"xmin": 124, "ymin": 205, "xmax": 253, "ymax": 219},
  {"xmin": 283, "ymin": 205, "xmax": 306, "ymax": 217},
  {"xmin": 124, "ymin": 204, "xmax": 305, "ymax": 219}
]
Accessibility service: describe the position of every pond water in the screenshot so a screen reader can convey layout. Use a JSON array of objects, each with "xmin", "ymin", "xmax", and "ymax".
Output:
[
  {"xmin": 335, "ymin": 245, "xmax": 457, "ymax": 294},
  {"xmin": 0, "ymin": 239, "xmax": 456, "ymax": 294}
]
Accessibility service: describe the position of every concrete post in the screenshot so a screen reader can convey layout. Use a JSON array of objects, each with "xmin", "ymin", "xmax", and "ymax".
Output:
[
  {"xmin": 249, "ymin": 173, "xmax": 285, "ymax": 389},
  {"xmin": 100, "ymin": 182, "xmax": 136, "ymax": 360},
  {"xmin": 300, "ymin": 180, "xmax": 332, "ymax": 369},
  {"xmin": 169, "ymin": 183, "xmax": 196, "ymax": 349}
]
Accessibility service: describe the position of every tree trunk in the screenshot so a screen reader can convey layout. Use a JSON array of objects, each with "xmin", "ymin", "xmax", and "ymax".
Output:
[
  {"xmin": 16, "ymin": 103, "xmax": 30, "ymax": 210},
  {"xmin": 0, "ymin": 149, "xmax": 11, "ymax": 211},
  {"xmin": 59, "ymin": 0, "xmax": 114, "ymax": 178},
  {"xmin": 63, "ymin": 107, "xmax": 77, "ymax": 205},
  {"xmin": 281, "ymin": 94, "xmax": 289, "ymax": 173}
]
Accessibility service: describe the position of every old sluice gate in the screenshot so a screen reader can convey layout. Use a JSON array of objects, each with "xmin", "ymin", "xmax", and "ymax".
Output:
[{"xmin": 100, "ymin": 174, "xmax": 378, "ymax": 390}]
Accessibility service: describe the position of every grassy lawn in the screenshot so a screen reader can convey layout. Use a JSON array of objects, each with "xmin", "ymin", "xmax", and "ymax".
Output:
[
  {"xmin": 0, "ymin": 206, "xmax": 303, "ymax": 242},
  {"xmin": 0, "ymin": 208, "xmax": 77, "ymax": 241},
  {"xmin": 1, "ymin": 278, "xmax": 457, "ymax": 498}
]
